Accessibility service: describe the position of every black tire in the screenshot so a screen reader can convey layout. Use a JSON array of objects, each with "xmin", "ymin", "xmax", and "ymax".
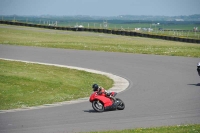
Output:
[
  {"xmin": 92, "ymin": 100, "xmax": 105, "ymax": 112},
  {"xmin": 116, "ymin": 98, "xmax": 125, "ymax": 110}
]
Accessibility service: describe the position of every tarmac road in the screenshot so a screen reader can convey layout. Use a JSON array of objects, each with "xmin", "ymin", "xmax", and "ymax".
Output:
[{"xmin": 0, "ymin": 44, "xmax": 200, "ymax": 133}]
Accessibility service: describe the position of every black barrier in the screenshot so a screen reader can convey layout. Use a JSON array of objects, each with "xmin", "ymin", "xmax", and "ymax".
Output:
[
  {"xmin": 15, "ymin": 22, "xmax": 20, "ymax": 26},
  {"xmin": 135, "ymin": 32, "xmax": 139, "ymax": 36},
  {"xmin": 81, "ymin": 28, "xmax": 85, "ymax": 31},
  {"xmin": 125, "ymin": 31, "xmax": 130, "ymax": 36},
  {"xmin": 40, "ymin": 25, "xmax": 45, "ymax": 28},
  {"xmin": 41, "ymin": 25, "xmax": 47, "ymax": 28},
  {"xmin": 62, "ymin": 27, "xmax": 67, "ymax": 30},
  {"xmin": 107, "ymin": 29, "xmax": 112, "ymax": 34},
  {"xmin": 187, "ymin": 38, "xmax": 192, "ymax": 43},
  {"xmin": 162, "ymin": 35, "xmax": 166, "ymax": 39},
  {"xmin": 143, "ymin": 33, "xmax": 148, "ymax": 37},
  {"xmin": 27, "ymin": 23, "xmax": 32, "ymax": 27},
  {"xmin": 39, "ymin": 25, "xmax": 44, "ymax": 28},
  {"xmin": 58, "ymin": 27, "xmax": 62, "ymax": 30},
  {"xmin": 39, "ymin": 24, "xmax": 45, "ymax": 28},
  {"xmin": 5, "ymin": 21, "xmax": 10, "ymax": 24},
  {"xmin": 93, "ymin": 28, "xmax": 97, "ymax": 32},
  {"xmin": 1, "ymin": 21, "xmax": 199, "ymax": 44},
  {"xmin": 181, "ymin": 38, "xmax": 187, "ymax": 42},
  {"xmin": 192, "ymin": 39, "xmax": 196, "ymax": 43},
  {"xmin": 173, "ymin": 37, "xmax": 179, "ymax": 41},
  {"xmin": 168, "ymin": 36, "xmax": 173, "ymax": 41},
  {"xmin": 78, "ymin": 28, "xmax": 84, "ymax": 31},
  {"xmin": 179, "ymin": 38, "xmax": 183, "ymax": 42},
  {"xmin": 98, "ymin": 29, "xmax": 103, "ymax": 32},
  {"xmin": 153, "ymin": 34, "xmax": 158, "ymax": 38},
  {"xmin": 103, "ymin": 29, "xmax": 107, "ymax": 33},
  {"xmin": 19, "ymin": 22, "xmax": 25, "ymax": 26},
  {"xmin": 24, "ymin": 23, "xmax": 28, "ymax": 26},
  {"xmin": 66, "ymin": 27, "xmax": 71, "ymax": 31},
  {"xmin": 145, "ymin": 34, "xmax": 149, "ymax": 38},
  {"xmin": 121, "ymin": 31, "xmax": 125, "ymax": 36},
  {"xmin": 89, "ymin": 28, "xmax": 93, "ymax": 32},
  {"xmin": 116, "ymin": 30, "xmax": 121, "ymax": 35},
  {"xmin": 130, "ymin": 32, "xmax": 136, "ymax": 36},
  {"xmin": 50, "ymin": 26, "xmax": 55, "ymax": 29},
  {"xmin": 84, "ymin": 28, "xmax": 89, "ymax": 31},
  {"xmin": 196, "ymin": 39, "xmax": 200, "ymax": 44},
  {"xmin": 147, "ymin": 34, "xmax": 152, "ymax": 38},
  {"xmin": 134, "ymin": 32, "xmax": 139, "ymax": 36},
  {"xmin": 32, "ymin": 24, "xmax": 38, "ymax": 27},
  {"xmin": 8, "ymin": 21, "xmax": 14, "ymax": 25},
  {"xmin": 71, "ymin": 28, "xmax": 77, "ymax": 31},
  {"xmin": 46, "ymin": 26, "xmax": 50, "ymax": 29},
  {"xmin": 112, "ymin": 30, "xmax": 117, "ymax": 35},
  {"xmin": 56, "ymin": 27, "xmax": 62, "ymax": 30},
  {"xmin": 165, "ymin": 36, "xmax": 169, "ymax": 40},
  {"xmin": 137, "ymin": 32, "xmax": 142, "ymax": 37},
  {"xmin": 32, "ymin": 24, "xmax": 37, "ymax": 27},
  {"xmin": 162, "ymin": 35, "xmax": 166, "ymax": 40},
  {"xmin": 60, "ymin": 27, "xmax": 65, "ymax": 30},
  {"xmin": 157, "ymin": 35, "xmax": 162, "ymax": 39}
]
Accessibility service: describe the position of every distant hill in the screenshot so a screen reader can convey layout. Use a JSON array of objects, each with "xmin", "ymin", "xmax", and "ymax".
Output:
[
  {"xmin": 112, "ymin": 14, "xmax": 200, "ymax": 21},
  {"xmin": 1, "ymin": 14, "xmax": 200, "ymax": 21}
]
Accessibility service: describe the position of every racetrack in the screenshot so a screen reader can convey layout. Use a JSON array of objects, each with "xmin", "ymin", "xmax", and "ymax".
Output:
[{"xmin": 0, "ymin": 44, "xmax": 200, "ymax": 133}]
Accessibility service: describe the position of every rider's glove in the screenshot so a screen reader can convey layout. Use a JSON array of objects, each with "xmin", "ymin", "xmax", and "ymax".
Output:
[{"xmin": 106, "ymin": 92, "xmax": 111, "ymax": 96}]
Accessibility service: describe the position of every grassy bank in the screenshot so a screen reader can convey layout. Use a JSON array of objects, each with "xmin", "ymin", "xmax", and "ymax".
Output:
[
  {"xmin": 0, "ymin": 59, "xmax": 113, "ymax": 110},
  {"xmin": 0, "ymin": 25, "xmax": 200, "ymax": 57},
  {"xmin": 88, "ymin": 124, "xmax": 200, "ymax": 133}
]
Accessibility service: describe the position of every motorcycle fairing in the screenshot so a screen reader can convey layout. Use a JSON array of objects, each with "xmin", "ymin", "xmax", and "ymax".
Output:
[{"xmin": 90, "ymin": 92, "xmax": 113, "ymax": 107}]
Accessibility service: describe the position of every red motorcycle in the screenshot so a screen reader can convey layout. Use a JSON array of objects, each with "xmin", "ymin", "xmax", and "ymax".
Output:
[{"xmin": 89, "ymin": 91, "xmax": 125, "ymax": 112}]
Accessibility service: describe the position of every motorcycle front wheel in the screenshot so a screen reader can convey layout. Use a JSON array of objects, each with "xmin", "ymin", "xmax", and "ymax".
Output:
[{"xmin": 92, "ymin": 100, "xmax": 105, "ymax": 112}]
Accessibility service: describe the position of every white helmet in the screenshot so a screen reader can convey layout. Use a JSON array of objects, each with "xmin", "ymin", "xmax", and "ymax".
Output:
[{"xmin": 197, "ymin": 62, "xmax": 200, "ymax": 66}]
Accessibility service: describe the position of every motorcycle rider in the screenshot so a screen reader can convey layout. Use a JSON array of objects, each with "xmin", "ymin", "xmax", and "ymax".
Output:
[
  {"xmin": 92, "ymin": 84, "xmax": 116, "ymax": 102},
  {"xmin": 197, "ymin": 62, "xmax": 200, "ymax": 76}
]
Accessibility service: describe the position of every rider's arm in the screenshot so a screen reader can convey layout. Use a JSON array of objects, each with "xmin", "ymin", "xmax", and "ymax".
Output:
[{"xmin": 104, "ymin": 90, "xmax": 111, "ymax": 96}]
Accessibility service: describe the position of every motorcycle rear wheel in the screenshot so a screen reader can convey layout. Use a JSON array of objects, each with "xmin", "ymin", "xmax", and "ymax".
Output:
[{"xmin": 92, "ymin": 100, "xmax": 105, "ymax": 112}]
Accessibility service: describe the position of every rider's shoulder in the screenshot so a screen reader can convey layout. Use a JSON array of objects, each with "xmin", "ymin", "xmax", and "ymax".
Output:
[{"xmin": 99, "ymin": 86, "xmax": 104, "ymax": 89}]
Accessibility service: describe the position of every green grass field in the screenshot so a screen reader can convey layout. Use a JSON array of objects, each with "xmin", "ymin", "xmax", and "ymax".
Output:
[
  {"xmin": 87, "ymin": 124, "xmax": 200, "ymax": 133},
  {"xmin": 0, "ymin": 25, "xmax": 200, "ymax": 57},
  {"xmin": 0, "ymin": 59, "xmax": 113, "ymax": 110}
]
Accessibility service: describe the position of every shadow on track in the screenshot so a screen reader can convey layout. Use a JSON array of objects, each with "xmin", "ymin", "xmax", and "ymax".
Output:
[
  {"xmin": 188, "ymin": 83, "xmax": 200, "ymax": 86},
  {"xmin": 83, "ymin": 110, "xmax": 99, "ymax": 113}
]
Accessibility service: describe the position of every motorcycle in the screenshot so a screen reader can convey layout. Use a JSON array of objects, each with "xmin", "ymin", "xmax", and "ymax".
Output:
[{"xmin": 89, "ymin": 91, "xmax": 125, "ymax": 112}]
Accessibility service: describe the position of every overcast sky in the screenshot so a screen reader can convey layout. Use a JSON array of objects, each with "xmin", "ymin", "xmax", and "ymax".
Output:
[{"xmin": 0, "ymin": 0, "xmax": 200, "ymax": 16}]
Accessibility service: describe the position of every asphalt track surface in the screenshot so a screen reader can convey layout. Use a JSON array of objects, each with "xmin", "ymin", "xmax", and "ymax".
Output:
[{"xmin": 0, "ymin": 44, "xmax": 200, "ymax": 133}]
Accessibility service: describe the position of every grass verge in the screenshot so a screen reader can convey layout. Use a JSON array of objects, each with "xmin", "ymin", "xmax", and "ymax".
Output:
[
  {"xmin": 0, "ymin": 59, "xmax": 113, "ymax": 110},
  {"xmin": 0, "ymin": 25, "xmax": 200, "ymax": 57},
  {"xmin": 87, "ymin": 124, "xmax": 200, "ymax": 133}
]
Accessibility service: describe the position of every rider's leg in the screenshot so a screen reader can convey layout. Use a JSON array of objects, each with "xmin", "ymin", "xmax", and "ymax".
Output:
[{"xmin": 197, "ymin": 67, "xmax": 200, "ymax": 76}]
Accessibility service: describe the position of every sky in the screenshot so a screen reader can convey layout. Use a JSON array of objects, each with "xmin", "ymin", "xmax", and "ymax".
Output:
[{"xmin": 0, "ymin": 0, "xmax": 200, "ymax": 16}]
